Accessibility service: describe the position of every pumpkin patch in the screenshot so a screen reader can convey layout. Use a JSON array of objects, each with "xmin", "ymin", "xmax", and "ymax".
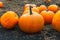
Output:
[
  {"xmin": 0, "ymin": 2, "xmax": 59, "ymax": 33},
  {"xmin": 0, "ymin": 0, "xmax": 60, "ymax": 40}
]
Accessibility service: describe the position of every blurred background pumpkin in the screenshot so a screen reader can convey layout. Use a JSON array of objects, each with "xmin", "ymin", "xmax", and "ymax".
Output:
[
  {"xmin": 40, "ymin": 10, "xmax": 54, "ymax": 24},
  {"xmin": 24, "ymin": 4, "xmax": 36, "ymax": 10},
  {"xmin": 37, "ymin": 5, "xmax": 47, "ymax": 13},
  {"xmin": 48, "ymin": 4, "xmax": 59, "ymax": 12},
  {"xmin": 0, "ymin": 2, "xmax": 4, "ymax": 8}
]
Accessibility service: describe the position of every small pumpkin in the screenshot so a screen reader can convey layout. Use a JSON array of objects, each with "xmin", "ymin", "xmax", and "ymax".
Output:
[
  {"xmin": 40, "ymin": 10, "xmax": 54, "ymax": 24},
  {"xmin": 23, "ymin": 10, "xmax": 29, "ymax": 14},
  {"xmin": 48, "ymin": 4, "xmax": 58, "ymax": 12},
  {"xmin": 23, "ymin": 10, "xmax": 39, "ymax": 15},
  {"xmin": 1, "ymin": 11, "xmax": 18, "ymax": 29},
  {"xmin": 24, "ymin": 4, "xmax": 36, "ymax": 10},
  {"xmin": 23, "ymin": 7, "xmax": 39, "ymax": 14},
  {"xmin": 37, "ymin": 5, "xmax": 47, "ymax": 13},
  {"xmin": 52, "ymin": 10, "xmax": 60, "ymax": 32},
  {"xmin": 45, "ymin": 0, "xmax": 51, "ymax": 3},
  {"xmin": 0, "ymin": 2, "xmax": 4, "ymax": 8},
  {"xmin": 25, "ymin": 7, "xmax": 39, "ymax": 13},
  {"xmin": 19, "ymin": 6, "xmax": 44, "ymax": 33}
]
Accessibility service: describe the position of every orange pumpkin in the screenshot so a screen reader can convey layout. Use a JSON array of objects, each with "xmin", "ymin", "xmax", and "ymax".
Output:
[
  {"xmin": 23, "ymin": 7, "xmax": 39, "ymax": 14},
  {"xmin": 1, "ymin": 11, "xmax": 18, "ymax": 29},
  {"xmin": 40, "ymin": 10, "xmax": 54, "ymax": 24},
  {"xmin": 23, "ymin": 10, "xmax": 29, "ymax": 14},
  {"xmin": 24, "ymin": 4, "xmax": 36, "ymax": 10},
  {"xmin": 52, "ymin": 10, "xmax": 60, "ymax": 32},
  {"xmin": 19, "ymin": 6, "xmax": 44, "ymax": 33},
  {"xmin": 25, "ymin": 7, "xmax": 39, "ymax": 13},
  {"xmin": 23, "ymin": 10, "xmax": 39, "ymax": 15},
  {"xmin": 45, "ymin": 0, "xmax": 51, "ymax": 3},
  {"xmin": 48, "ymin": 5, "xmax": 58, "ymax": 12},
  {"xmin": 0, "ymin": 18, "xmax": 1, "ymax": 23},
  {"xmin": 0, "ymin": 2, "xmax": 4, "ymax": 8},
  {"xmin": 37, "ymin": 5, "xmax": 47, "ymax": 13}
]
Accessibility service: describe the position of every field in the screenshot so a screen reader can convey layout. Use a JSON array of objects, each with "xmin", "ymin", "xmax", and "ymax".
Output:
[{"xmin": 0, "ymin": 0, "xmax": 60, "ymax": 40}]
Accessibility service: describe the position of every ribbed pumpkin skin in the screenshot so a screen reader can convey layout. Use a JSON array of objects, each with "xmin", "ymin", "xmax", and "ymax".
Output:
[{"xmin": 19, "ymin": 13, "xmax": 44, "ymax": 33}]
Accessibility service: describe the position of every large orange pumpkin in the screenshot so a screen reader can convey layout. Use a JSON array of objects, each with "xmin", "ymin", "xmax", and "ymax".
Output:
[
  {"xmin": 1, "ymin": 11, "xmax": 18, "ymax": 29},
  {"xmin": 37, "ymin": 5, "xmax": 47, "ymax": 13},
  {"xmin": 19, "ymin": 6, "xmax": 44, "ymax": 33},
  {"xmin": 48, "ymin": 5, "xmax": 58, "ymax": 12},
  {"xmin": 40, "ymin": 10, "xmax": 54, "ymax": 24},
  {"xmin": 0, "ymin": 2, "xmax": 4, "ymax": 8},
  {"xmin": 52, "ymin": 10, "xmax": 60, "ymax": 32},
  {"xmin": 24, "ymin": 4, "xmax": 36, "ymax": 10}
]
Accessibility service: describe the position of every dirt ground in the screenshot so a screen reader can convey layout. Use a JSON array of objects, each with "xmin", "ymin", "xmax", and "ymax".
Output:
[{"xmin": 0, "ymin": 0, "xmax": 60, "ymax": 40}]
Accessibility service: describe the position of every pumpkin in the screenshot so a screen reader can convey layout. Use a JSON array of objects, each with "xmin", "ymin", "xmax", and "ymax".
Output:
[
  {"xmin": 24, "ymin": 4, "xmax": 36, "ymax": 10},
  {"xmin": 19, "ymin": 6, "xmax": 44, "ymax": 33},
  {"xmin": 23, "ymin": 7, "xmax": 39, "ymax": 14},
  {"xmin": 23, "ymin": 10, "xmax": 29, "ymax": 14},
  {"xmin": 48, "ymin": 5, "xmax": 58, "ymax": 12},
  {"xmin": 52, "ymin": 10, "xmax": 60, "ymax": 32},
  {"xmin": 40, "ymin": 10, "xmax": 54, "ymax": 24},
  {"xmin": 25, "ymin": 7, "xmax": 39, "ymax": 13},
  {"xmin": 0, "ymin": 2, "xmax": 4, "ymax": 8},
  {"xmin": 37, "ymin": 5, "xmax": 47, "ymax": 13},
  {"xmin": 1, "ymin": 11, "xmax": 18, "ymax": 29},
  {"xmin": 0, "ymin": 18, "xmax": 1, "ymax": 23},
  {"xmin": 23, "ymin": 10, "xmax": 39, "ymax": 15},
  {"xmin": 45, "ymin": 0, "xmax": 51, "ymax": 3}
]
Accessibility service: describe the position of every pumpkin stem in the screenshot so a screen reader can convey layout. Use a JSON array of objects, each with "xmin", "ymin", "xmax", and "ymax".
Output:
[{"xmin": 30, "ymin": 6, "xmax": 32, "ymax": 15}]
